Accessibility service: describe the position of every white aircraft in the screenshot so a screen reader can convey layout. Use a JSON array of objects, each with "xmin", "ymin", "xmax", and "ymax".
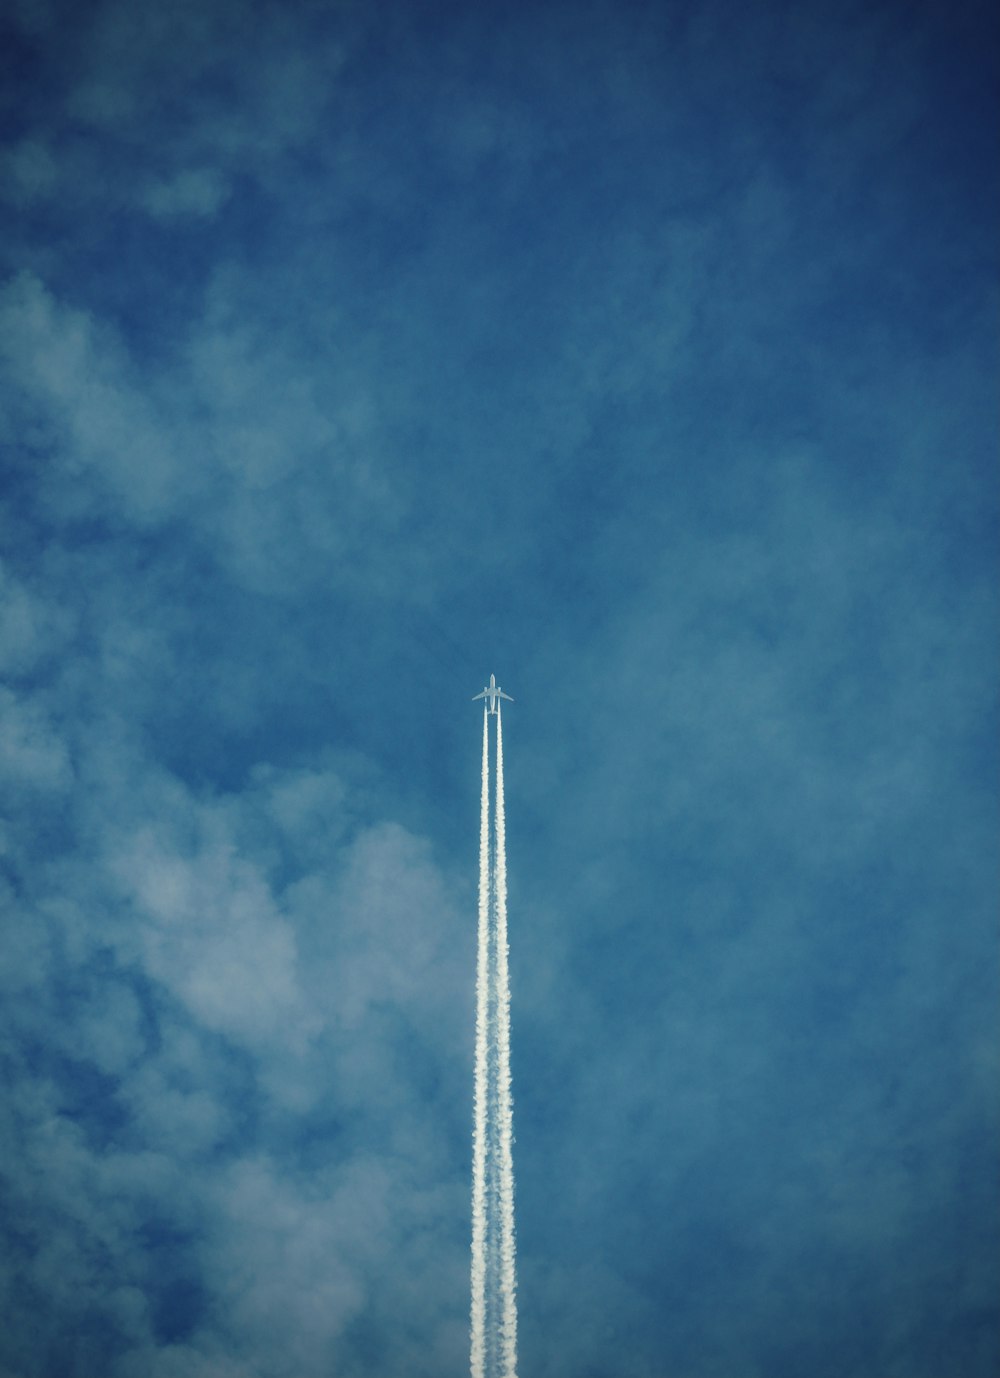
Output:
[{"xmin": 472, "ymin": 673, "xmax": 513, "ymax": 715}]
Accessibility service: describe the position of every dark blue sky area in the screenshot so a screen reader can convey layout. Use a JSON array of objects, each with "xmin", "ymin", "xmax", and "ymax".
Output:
[{"xmin": 1, "ymin": 1, "xmax": 997, "ymax": 1375}]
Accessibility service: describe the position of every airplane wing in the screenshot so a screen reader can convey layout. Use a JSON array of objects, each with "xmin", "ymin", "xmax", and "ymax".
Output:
[
  {"xmin": 472, "ymin": 689, "xmax": 487, "ymax": 701},
  {"xmin": 498, "ymin": 690, "xmax": 514, "ymax": 702}
]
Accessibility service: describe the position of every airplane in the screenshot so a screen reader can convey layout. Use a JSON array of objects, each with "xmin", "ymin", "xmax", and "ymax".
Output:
[{"xmin": 472, "ymin": 673, "xmax": 513, "ymax": 715}]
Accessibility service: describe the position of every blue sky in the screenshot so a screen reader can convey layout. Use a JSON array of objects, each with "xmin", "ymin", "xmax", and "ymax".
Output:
[{"xmin": 0, "ymin": 0, "xmax": 997, "ymax": 1374}]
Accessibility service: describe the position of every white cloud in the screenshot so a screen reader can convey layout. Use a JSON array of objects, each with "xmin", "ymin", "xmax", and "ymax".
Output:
[
  {"xmin": 0, "ymin": 685, "xmax": 72, "ymax": 793},
  {"xmin": 262, "ymin": 765, "xmax": 350, "ymax": 844},
  {"xmin": 290, "ymin": 820, "xmax": 466, "ymax": 1040},
  {"xmin": 0, "ymin": 559, "xmax": 74, "ymax": 675},
  {"xmin": 0, "ymin": 269, "xmax": 408, "ymax": 599},
  {"xmin": 0, "ymin": 703, "xmax": 471, "ymax": 1374},
  {"xmin": 206, "ymin": 1156, "xmax": 372, "ymax": 1364},
  {"xmin": 142, "ymin": 168, "xmax": 232, "ymax": 220},
  {"xmin": 74, "ymin": 977, "xmax": 147, "ymax": 1078},
  {"xmin": 0, "ymin": 137, "xmax": 59, "ymax": 206},
  {"xmin": 108, "ymin": 825, "xmax": 315, "ymax": 1049},
  {"xmin": 0, "ymin": 273, "xmax": 191, "ymax": 525},
  {"xmin": 0, "ymin": 876, "xmax": 52, "ymax": 993},
  {"xmin": 61, "ymin": 0, "xmax": 344, "ymax": 203},
  {"xmin": 123, "ymin": 1062, "xmax": 231, "ymax": 1158}
]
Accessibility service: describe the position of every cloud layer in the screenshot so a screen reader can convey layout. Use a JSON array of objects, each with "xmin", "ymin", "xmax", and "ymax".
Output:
[{"xmin": 1, "ymin": 0, "xmax": 997, "ymax": 1374}]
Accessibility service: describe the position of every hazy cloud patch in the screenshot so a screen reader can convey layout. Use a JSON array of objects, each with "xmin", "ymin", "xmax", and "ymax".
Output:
[{"xmin": 142, "ymin": 169, "xmax": 232, "ymax": 220}]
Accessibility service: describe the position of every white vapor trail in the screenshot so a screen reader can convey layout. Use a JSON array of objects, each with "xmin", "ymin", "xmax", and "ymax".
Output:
[
  {"xmin": 471, "ymin": 707, "xmax": 490, "ymax": 1378},
  {"xmin": 494, "ymin": 704, "xmax": 518, "ymax": 1378},
  {"xmin": 470, "ymin": 703, "xmax": 518, "ymax": 1378}
]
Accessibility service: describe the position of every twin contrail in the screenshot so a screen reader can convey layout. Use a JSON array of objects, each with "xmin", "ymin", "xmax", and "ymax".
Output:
[
  {"xmin": 470, "ymin": 708, "xmax": 491, "ymax": 1378},
  {"xmin": 471, "ymin": 702, "xmax": 518, "ymax": 1378}
]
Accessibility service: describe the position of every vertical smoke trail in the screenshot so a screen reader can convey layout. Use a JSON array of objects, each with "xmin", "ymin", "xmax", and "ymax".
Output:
[
  {"xmin": 471, "ymin": 699, "xmax": 518, "ymax": 1378},
  {"xmin": 494, "ymin": 704, "xmax": 518, "ymax": 1378},
  {"xmin": 470, "ymin": 707, "xmax": 490, "ymax": 1378}
]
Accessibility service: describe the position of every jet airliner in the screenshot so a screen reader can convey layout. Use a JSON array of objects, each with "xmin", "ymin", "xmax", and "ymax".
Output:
[{"xmin": 472, "ymin": 673, "xmax": 513, "ymax": 714}]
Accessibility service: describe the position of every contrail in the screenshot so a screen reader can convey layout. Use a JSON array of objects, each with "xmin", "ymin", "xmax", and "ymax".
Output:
[
  {"xmin": 470, "ymin": 700, "xmax": 518, "ymax": 1378},
  {"xmin": 494, "ymin": 703, "xmax": 517, "ymax": 1378},
  {"xmin": 471, "ymin": 706, "xmax": 490, "ymax": 1378}
]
